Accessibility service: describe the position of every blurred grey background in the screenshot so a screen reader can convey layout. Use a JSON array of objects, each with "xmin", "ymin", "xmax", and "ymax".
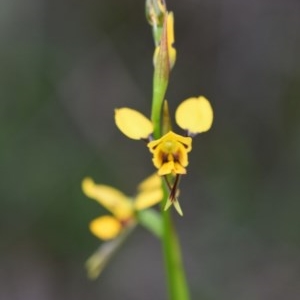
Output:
[{"xmin": 1, "ymin": 0, "xmax": 300, "ymax": 299}]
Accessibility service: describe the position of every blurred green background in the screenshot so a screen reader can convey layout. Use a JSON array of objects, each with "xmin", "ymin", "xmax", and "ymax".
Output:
[{"xmin": 1, "ymin": 0, "xmax": 300, "ymax": 299}]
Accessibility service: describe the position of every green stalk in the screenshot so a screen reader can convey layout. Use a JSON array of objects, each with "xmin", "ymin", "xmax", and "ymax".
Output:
[{"xmin": 148, "ymin": 5, "xmax": 190, "ymax": 299}]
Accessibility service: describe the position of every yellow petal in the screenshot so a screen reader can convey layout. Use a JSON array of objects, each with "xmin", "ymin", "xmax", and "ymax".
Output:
[
  {"xmin": 175, "ymin": 96, "xmax": 213, "ymax": 134},
  {"xmin": 82, "ymin": 178, "xmax": 133, "ymax": 219},
  {"xmin": 115, "ymin": 108, "xmax": 153, "ymax": 140},
  {"xmin": 137, "ymin": 173, "xmax": 162, "ymax": 192},
  {"xmin": 174, "ymin": 162, "xmax": 187, "ymax": 174},
  {"xmin": 134, "ymin": 174, "xmax": 163, "ymax": 210},
  {"xmin": 168, "ymin": 48, "xmax": 176, "ymax": 70},
  {"xmin": 89, "ymin": 216, "xmax": 122, "ymax": 240},
  {"xmin": 167, "ymin": 12, "xmax": 175, "ymax": 46},
  {"xmin": 167, "ymin": 12, "xmax": 176, "ymax": 69},
  {"xmin": 135, "ymin": 189, "xmax": 163, "ymax": 210},
  {"xmin": 151, "ymin": 145, "xmax": 164, "ymax": 169},
  {"xmin": 158, "ymin": 161, "xmax": 176, "ymax": 175}
]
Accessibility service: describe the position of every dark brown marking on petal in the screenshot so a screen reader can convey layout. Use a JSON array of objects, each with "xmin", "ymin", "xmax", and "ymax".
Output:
[
  {"xmin": 180, "ymin": 142, "xmax": 189, "ymax": 149},
  {"xmin": 162, "ymin": 153, "xmax": 169, "ymax": 163}
]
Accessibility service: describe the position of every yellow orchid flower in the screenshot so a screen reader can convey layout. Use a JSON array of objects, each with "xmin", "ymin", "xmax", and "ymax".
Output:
[
  {"xmin": 114, "ymin": 96, "xmax": 213, "ymax": 215},
  {"xmin": 82, "ymin": 173, "xmax": 163, "ymax": 240},
  {"xmin": 148, "ymin": 131, "xmax": 192, "ymax": 176},
  {"xmin": 115, "ymin": 96, "xmax": 213, "ymax": 174}
]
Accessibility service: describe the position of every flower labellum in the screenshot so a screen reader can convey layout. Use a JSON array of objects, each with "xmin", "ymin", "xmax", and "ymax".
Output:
[{"xmin": 148, "ymin": 131, "xmax": 192, "ymax": 176}]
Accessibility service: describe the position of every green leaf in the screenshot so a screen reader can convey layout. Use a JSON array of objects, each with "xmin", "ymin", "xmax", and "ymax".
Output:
[{"xmin": 137, "ymin": 208, "xmax": 163, "ymax": 238}]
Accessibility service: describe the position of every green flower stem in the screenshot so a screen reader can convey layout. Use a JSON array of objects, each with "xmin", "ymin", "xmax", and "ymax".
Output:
[
  {"xmin": 149, "ymin": 5, "xmax": 190, "ymax": 299},
  {"xmin": 151, "ymin": 49, "xmax": 190, "ymax": 300}
]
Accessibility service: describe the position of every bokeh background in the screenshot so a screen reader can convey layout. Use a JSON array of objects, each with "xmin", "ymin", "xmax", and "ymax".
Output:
[{"xmin": 1, "ymin": 0, "xmax": 300, "ymax": 299}]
